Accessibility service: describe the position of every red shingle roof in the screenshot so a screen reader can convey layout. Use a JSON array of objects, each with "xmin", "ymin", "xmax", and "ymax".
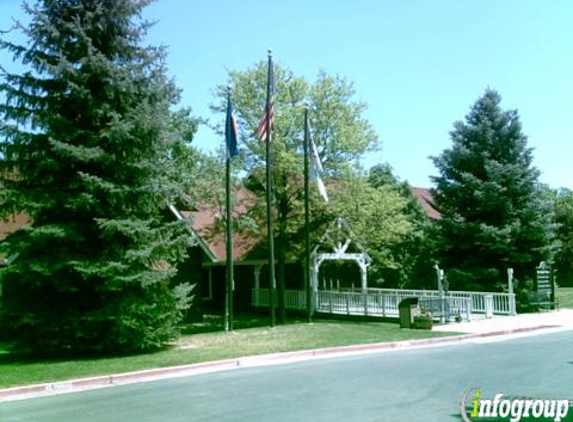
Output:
[
  {"xmin": 0, "ymin": 213, "xmax": 29, "ymax": 263},
  {"xmin": 411, "ymin": 187, "xmax": 441, "ymax": 220},
  {"xmin": 184, "ymin": 188, "xmax": 263, "ymax": 262},
  {"xmin": 0, "ymin": 214, "xmax": 29, "ymax": 241},
  {"xmin": 0, "ymin": 187, "xmax": 441, "ymax": 264}
]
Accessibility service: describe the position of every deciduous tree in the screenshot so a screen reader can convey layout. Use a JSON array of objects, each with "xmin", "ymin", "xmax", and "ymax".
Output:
[
  {"xmin": 366, "ymin": 164, "xmax": 435, "ymax": 288},
  {"xmin": 334, "ymin": 170, "xmax": 424, "ymax": 288},
  {"xmin": 212, "ymin": 65, "xmax": 378, "ymax": 322}
]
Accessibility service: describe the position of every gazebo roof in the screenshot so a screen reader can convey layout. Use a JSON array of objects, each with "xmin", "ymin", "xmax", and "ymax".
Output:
[{"xmin": 312, "ymin": 217, "xmax": 371, "ymax": 265}]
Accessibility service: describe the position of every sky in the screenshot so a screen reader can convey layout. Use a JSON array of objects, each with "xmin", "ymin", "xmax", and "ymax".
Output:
[{"xmin": 1, "ymin": 0, "xmax": 572, "ymax": 189}]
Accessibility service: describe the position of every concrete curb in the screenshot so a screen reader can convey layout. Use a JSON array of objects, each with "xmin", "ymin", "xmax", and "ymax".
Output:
[{"xmin": 0, "ymin": 324, "xmax": 562, "ymax": 403}]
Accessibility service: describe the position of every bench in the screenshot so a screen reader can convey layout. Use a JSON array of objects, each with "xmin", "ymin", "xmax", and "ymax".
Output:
[{"xmin": 527, "ymin": 291, "xmax": 559, "ymax": 310}]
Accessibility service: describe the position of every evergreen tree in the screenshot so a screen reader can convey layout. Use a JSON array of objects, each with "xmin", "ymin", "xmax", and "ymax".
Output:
[
  {"xmin": 554, "ymin": 188, "xmax": 573, "ymax": 287},
  {"xmin": 431, "ymin": 89, "xmax": 556, "ymax": 291},
  {"xmin": 0, "ymin": 0, "xmax": 194, "ymax": 355}
]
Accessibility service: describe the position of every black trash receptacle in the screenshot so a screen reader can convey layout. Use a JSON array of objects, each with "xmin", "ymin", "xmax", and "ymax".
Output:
[{"xmin": 398, "ymin": 298, "xmax": 419, "ymax": 328}]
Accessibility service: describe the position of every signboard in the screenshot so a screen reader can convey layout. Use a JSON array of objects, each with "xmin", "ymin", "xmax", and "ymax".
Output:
[{"xmin": 536, "ymin": 262, "xmax": 553, "ymax": 296}]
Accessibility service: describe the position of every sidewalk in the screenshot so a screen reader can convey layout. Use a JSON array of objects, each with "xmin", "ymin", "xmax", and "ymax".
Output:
[
  {"xmin": 433, "ymin": 308, "xmax": 573, "ymax": 334},
  {"xmin": 1, "ymin": 309, "xmax": 572, "ymax": 403}
]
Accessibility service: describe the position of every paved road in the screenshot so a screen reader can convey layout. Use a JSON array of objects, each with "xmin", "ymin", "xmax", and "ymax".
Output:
[{"xmin": 1, "ymin": 331, "xmax": 572, "ymax": 422}]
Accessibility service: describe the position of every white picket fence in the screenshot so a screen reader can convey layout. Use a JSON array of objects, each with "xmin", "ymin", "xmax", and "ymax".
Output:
[{"xmin": 251, "ymin": 287, "xmax": 516, "ymax": 322}]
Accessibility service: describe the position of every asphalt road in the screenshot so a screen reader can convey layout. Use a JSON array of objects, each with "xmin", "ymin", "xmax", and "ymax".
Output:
[{"xmin": 1, "ymin": 330, "xmax": 572, "ymax": 422}]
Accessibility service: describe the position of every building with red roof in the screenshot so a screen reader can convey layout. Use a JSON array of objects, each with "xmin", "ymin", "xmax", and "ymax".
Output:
[{"xmin": 1, "ymin": 187, "xmax": 440, "ymax": 316}]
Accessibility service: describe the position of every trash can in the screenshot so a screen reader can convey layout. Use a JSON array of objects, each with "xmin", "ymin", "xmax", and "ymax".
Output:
[{"xmin": 399, "ymin": 297, "xmax": 419, "ymax": 328}]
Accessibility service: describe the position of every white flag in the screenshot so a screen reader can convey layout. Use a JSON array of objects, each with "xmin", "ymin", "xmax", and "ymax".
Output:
[{"xmin": 309, "ymin": 131, "xmax": 328, "ymax": 202}]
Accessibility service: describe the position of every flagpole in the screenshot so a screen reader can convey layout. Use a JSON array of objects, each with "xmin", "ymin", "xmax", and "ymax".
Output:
[
  {"xmin": 304, "ymin": 107, "xmax": 312, "ymax": 323},
  {"xmin": 265, "ymin": 49, "xmax": 276, "ymax": 327},
  {"xmin": 225, "ymin": 85, "xmax": 234, "ymax": 332}
]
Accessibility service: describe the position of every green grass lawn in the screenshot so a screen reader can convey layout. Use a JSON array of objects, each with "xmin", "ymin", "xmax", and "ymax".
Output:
[
  {"xmin": 557, "ymin": 286, "xmax": 573, "ymax": 308},
  {"xmin": 0, "ymin": 316, "xmax": 457, "ymax": 389}
]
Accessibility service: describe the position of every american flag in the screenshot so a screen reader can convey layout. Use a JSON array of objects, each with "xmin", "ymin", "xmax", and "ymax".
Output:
[{"xmin": 256, "ymin": 62, "xmax": 275, "ymax": 142}]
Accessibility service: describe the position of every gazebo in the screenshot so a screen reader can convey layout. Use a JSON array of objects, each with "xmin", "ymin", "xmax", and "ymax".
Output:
[{"xmin": 310, "ymin": 217, "xmax": 372, "ymax": 294}]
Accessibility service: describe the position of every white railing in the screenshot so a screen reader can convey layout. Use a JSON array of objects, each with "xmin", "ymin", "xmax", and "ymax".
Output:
[
  {"xmin": 418, "ymin": 297, "xmax": 472, "ymax": 322},
  {"xmin": 252, "ymin": 289, "xmax": 307, "ymax": 310},
  {"xmin": 285, "ymin": 290, "xmax": 307, "ymax": 309},
  {"xmin": 252, "ymin": 287, "xmax": 516, "ymax": 321},
  {"xmin": 339, "ymin": 288, "xmax": 515, "ymax": 316},
  {"xmin": 317, "ymin": 291, "xmax": 471, "ymax": 321},
  {"xmin": 316, "ymin": 291, "xmax": 377, "ymax": 316}
]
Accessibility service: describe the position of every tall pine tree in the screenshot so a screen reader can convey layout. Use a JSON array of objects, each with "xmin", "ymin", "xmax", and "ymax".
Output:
[
  {"xmin": 431, "ymin": 89, "xmax": 556, "ymax": 291},
  {"xmin": 554, "ymin": 188, "xmax": 573, "ymax": 287},
  {"xmin": 0, "ymin": 0, "xmax": 193, "ymax": 355}
]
